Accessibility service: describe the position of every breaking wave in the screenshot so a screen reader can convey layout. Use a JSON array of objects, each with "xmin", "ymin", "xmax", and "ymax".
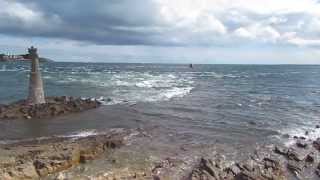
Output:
[{"xmin": 45, "ymin": 70, "xmax": 194, "ymax": 105}]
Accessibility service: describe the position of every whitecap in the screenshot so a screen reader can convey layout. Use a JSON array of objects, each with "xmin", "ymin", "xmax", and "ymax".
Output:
[{"xmin": 60, "ymin": 129, "xmax": 99, "ymax": 139}]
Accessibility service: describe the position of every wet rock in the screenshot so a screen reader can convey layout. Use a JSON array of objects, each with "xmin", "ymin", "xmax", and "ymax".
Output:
[
  {"xmin": 226, "ymin": 164, "xmax": 241, "ymax": 175},
  {"xmin": 263, "ymin": 157, "xmax": 280, "ymax": 170},
  {"xmin": 315, "ymin": 163, "xmax": 320, "ymax": 177},
  {"xmin": 299, "ymin": 136, "xmax": 306, "ymax": 140},
  {"xmin": 0, "ymin": 129, "xmax": 127, "ymax": 179},
  {"xmin": 0, "ymin": 160, "xmax": 39, "ymax": 179},
  {"xmin": 313, "ymin": 138, "xmax": 320, "ymax": 151},
  {"xmin": 235, "ymin": 170, "xmax": 259, "ymax": 180},
  {"xmin": 282, "ymin": 134, "xmax": 290, "ymax": 139},
  {"xmin": 316, "ymin": 169, "xmax": 320, "ymax": 177},
  {"xmin": 236, "ymin": 159, "xmax": 256, "ymax": 172},
  {"xmin": 287, "ymin": 148, "xmax": 311, "ymax": 161},
  {"xmin": 305, "ymin": 152, "xmax": 315, "ymax": 163},
  {"xmin": 296, "ymin": 140, "xmax": 308, "ymax": 148},
  {"xmin": 274, "ymin": 146, "xmax": 288, "ymax": 155},
  {"xmin": 0, "ymin": 96, "xmax": 101, "ymax": 120},
  {"xmin": 287, "ymin": 160, "xmax": 303, "ymax": 175},
  {"xmin": 190, "ymin": 158, "xmax": 225, "ymax": 179}
]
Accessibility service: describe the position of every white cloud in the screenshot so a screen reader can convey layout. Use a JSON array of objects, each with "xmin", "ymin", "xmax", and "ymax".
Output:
[
  {"xmin": 0, "ymin": 0, "xmax": 42, "ymax": 24},
  {"xmin": 233, "ymin": 27, "xmax": 255, "ymax": 39},
  {"xmin": 154, "ymin": 0, "xmax": 320, "ymax": 46},
  {"xmin": 307, "ymin": 18, "xmax": 320, "ymax": 33},
  {"xmin": 233, "ymin": 24, "xmax": 281, "ymax": 43},
  {"xmin": 0, "ymin": 0, "xmax": 62, "ymax": 31},
  {"xmin": 0, "ymin": 0, "xmax": 320, "ymax": 63},
  {"xmin": 287, "ymin": 37, "xmax": 320, "ymax": 46},
  {"xmin": 268, "ymin": 16, "xmax": 287, "ymax": 25}
]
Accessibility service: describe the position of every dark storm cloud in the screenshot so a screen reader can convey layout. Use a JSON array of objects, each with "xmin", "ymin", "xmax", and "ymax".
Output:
[
  {"xmin": 0, "ymin": 0, "xmax": 172, "ymax": 45},
  {"xmin": 1, "ymin": 0, "xmax": 320, "ymax": 47}
]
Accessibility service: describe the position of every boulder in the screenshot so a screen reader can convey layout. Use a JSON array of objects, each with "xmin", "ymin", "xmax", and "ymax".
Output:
[
  {"xmin": 7, "ymin": 162, "xmax": 39, "ymax": 179},
  {"xmin": 313, "ymin": 138, "xmax": 320, "ymax": 151},
  {"xmin": 274, "ymin": 146, "xmax": 288, "ymax": 155},
  {"xmin": 287, "ymin": 148, "xmax": 311, "ymax": 161},
  {"xmin": 287, "ymin": 160, "xmax": 303, "ymax": 174},
  {"xmin": 296, "ymin": 140, "xmax": 308, "ymax": 148}
]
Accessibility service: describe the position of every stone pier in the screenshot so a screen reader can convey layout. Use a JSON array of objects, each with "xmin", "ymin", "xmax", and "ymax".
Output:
[{"xmin": 27, "ymin": 46, "xmax": 46, "ymax": 105}]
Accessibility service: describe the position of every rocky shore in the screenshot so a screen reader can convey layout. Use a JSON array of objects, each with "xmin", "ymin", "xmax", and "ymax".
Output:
[
  {"xmin": 0, "ymin": 96, "xmax": 101, "ymax": 120},
  {"xmin": 0, "ymin": 128, "xmax": 130, "ymax": 179},
  {"xmin": 0, "ymin": 126, "xmax": 320, "ymax": 179}
]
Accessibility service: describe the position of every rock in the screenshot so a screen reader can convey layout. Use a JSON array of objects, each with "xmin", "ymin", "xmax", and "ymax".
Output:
[
  {"xmin": 299, "ymin": 136, "xmax": 306, "ymax": 140},
  {"xmin": 18, "ymin": 162, "xmax": 39, "ymax": 179},
  {"xmin": 0, "ymin": 96, "xmax": 102, "ymax": 120},
  {"xmin": 287, "ymin": 148, "xmax": 311, "ymax": 161},
  {"xmin": 190, "ymin": 158, "xmax": 225, "ymax": 179},
  {"xmin": 305, "ymin": 152, "xmax": 315, "ymax": 163},
  {"xmin": 4, "ymin": 162, "xmax": 40, "ymax": 179},
  {"xmin": 296, "ymin": 140, "xmax": 308, "ymax": 148},
  {"xmin": 226, "ymin": 164, "xmax": 241, "ymax": 175},
  {"xmin": 0, "ymin": 155, "xmax": 15, "ymax": 165},
  {"xmin": 56, "ymin": 172, "xmax": 67, "ymax": 180},
  {"xmin": 200, "ymin": 158, "xmax": 221, "ymax": 178},
  {"xmin": 106, "ymin": 98, "xmax": 112, "ymax": 102},
  {"xmin": 313, "ymin": 138, "xmax": 320, "ymax": 151},
  {"xmin": 282, "ymin": 134, "xmax": 290, "ymax": 139},
  {"xmin": 316, "ymin": 125, "xmax": 320, "ymax": 129},
  {"xmin": 274, "ymin": 146, "xmax": 288, "ymax": 155},
  {"xmin": 263, "ymin": 157, "xmax": 280, "ymax": 170},
  {"xmin": 4, "ymin": 113, "xmax": 17, "ymax": 119},
  {"xmin": 287, "ymin": 160, "xmax": 303, "ymax": 174},
  {"xmin": 316, "ymin": 169, "xmax": 320, "ymax": 177}
]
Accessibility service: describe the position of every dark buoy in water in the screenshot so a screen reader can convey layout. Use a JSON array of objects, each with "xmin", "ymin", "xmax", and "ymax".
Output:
[{"xmin": 189, "ymin": 64, "xmax": 193, "ymax": 68}]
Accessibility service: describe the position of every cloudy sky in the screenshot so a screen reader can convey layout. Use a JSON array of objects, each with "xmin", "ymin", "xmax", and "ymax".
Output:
[{"xmin": 0, "ymin": 0, "xmax": 320, "ymax": 64}]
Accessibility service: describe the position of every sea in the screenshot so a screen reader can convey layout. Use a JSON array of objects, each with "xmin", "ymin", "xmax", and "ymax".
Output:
[{"xmin": 1, "ymin": 62, "xmax": 320, "ymax": 154}]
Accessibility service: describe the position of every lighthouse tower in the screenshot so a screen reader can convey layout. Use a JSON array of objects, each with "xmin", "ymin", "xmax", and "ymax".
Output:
[{"xmin": 27, "ymin": 46, "xmax": 46, "ymax": 105}]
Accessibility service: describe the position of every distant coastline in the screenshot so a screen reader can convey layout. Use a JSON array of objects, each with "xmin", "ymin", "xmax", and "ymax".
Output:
[{"xmin": 0, "ymin": 53, "xmax": 54, "ymax": 62}]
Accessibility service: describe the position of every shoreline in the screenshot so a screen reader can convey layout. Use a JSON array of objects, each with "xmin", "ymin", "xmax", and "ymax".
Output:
[{"xmin": 1, "ymin": 126, "xmax": 320, "ymax": 179}]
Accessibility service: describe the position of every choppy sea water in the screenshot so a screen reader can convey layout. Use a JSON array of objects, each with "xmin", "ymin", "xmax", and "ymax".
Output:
[{"xmin": 1, "ymin": 62, "xmax": 320, "ymax": 152}]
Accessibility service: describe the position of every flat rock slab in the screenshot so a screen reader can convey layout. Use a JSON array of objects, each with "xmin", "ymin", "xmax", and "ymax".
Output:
[
  {"xmin": 0, "ymin": 96, "xmax": 101, "ymax": 120},
  {"xmin": 0, "ymin": 128, "xmax": 132, "ymax": 179}
]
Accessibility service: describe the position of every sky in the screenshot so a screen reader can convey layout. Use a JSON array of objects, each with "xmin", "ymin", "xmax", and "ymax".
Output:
[{"xmin": 0, "ymin": 0, "xmax": 320, "ymax": 64}]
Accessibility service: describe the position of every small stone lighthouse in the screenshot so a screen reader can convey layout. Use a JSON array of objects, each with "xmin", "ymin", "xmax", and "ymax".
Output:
[{"xmin": 27, "ymin": 46, "xmax": 46, "ymax": 105}]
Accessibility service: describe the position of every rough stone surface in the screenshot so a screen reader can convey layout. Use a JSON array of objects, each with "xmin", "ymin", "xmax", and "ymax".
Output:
[
  {"xmin": 0, "ymin": 129, "xmax": 129, "ymax": 179},
  {"xmin": 1, "ymin": 127, "xmax": 320, "ymax": 179},
  {"xmin": 0, "ymin": 96, "xmax": 101, "ymax": 120}
]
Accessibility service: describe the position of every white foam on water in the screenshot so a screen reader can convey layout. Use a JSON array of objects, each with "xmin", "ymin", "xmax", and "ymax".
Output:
[
  {"xmin": 42, "ymin": 70, "xmax": 194, "ymax": 105},
  {"xmin": 0, "ymin": 129, "xmax": 119, "ymax": 145},
  {"xmin": 0, "ymin": 65, "xmax": 25, "ymax": 72},
  {"xmin": 160, "ymin": 87, "xmax": 193, "ymax": 100},
  {"xmin": 60, "ymin": 129, "xmax": 99, "ymax": 138}
]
